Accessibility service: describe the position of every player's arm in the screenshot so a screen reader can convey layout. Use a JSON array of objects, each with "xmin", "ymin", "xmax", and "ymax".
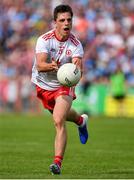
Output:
[
  {"xmin": 36, "ymin": 53, "xmax": 58, "ymax": 72},
  {"xmin": 72, "ymin": 57, "xmax": 83, "ymax": 75}
]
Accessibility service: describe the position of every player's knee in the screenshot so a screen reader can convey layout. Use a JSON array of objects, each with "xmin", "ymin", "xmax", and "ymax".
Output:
[{"xmin": 53, "ymin": 116, "xmax": 65, "ymax": 129}]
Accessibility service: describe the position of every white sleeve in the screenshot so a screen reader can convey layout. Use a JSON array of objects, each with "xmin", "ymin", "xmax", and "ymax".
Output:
[
  {"xmin": 72, "ymin": 43, "xmax": 84, "ymax": 58},
  {"xmin": 35, "ymin": 37, "xmax": 49, "ymax": 53}
]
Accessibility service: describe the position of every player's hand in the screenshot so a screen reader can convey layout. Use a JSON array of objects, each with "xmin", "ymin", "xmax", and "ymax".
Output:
[{"xmin": 51, "ymin": 60, "xmax": 58, "ymax": 71}]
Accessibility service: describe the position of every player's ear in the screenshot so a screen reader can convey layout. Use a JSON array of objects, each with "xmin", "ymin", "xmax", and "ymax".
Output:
[
  {"xmin": 54, "ymin": 21, "xmax": 57, "ymax": 28},
  {"xmin": 52, "ymin": 20, "xmax": 56, "ymax": 28}
]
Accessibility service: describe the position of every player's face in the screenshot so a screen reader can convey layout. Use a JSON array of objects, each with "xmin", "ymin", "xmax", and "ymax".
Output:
[{"xmin": 55, "ymin": 12, "xmax": 72, "ymax": 39}]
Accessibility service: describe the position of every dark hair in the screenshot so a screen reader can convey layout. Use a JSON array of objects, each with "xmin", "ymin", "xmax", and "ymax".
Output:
[{"xmin": 53, "ymin": 4, "xmax": 73, "ymax": 21}]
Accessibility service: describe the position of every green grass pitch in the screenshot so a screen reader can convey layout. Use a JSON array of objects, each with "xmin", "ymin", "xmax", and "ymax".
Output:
[{"xmin": 0, "ymin": 113, "xmax": 134, "ymax": 179}]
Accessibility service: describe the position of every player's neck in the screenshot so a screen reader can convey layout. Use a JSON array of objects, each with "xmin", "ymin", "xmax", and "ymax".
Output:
[{"xmin": 54, "ymin": 30, "xmax": 69, "ymax": 42}]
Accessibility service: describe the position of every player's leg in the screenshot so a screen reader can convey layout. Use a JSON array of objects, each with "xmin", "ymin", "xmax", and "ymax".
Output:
[
  {"xmin": 66, "ymin": 108, "xmax": 82, "ymax": 124},
  {"xmin": 67, "ymin": 108, "xmax": 89, "ymax": 144},
  {"xmin": 50, "ymin": 95, "xmax": 72, "ymax": 174}
]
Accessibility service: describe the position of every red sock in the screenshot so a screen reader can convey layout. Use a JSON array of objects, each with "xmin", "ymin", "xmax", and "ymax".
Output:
[
  {"xmin": 54, "ymin": 156, "xmax": 63, "ymax": 168},
  {"xmin": 75, "ymin": 116, "xmax": 83, "ymax": 126}
]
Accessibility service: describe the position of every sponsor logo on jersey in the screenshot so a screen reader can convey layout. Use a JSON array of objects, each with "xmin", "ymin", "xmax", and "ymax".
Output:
[{"xmin": 50, "ymin": 48, "xmax": 56, "ymax": 52}]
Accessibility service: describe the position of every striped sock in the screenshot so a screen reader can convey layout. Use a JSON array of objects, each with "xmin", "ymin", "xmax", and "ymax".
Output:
[
  {"xmin": 75, "ymin": 116, "xmax": 83, "ymax": 126},
  {"xmin": 54, "ymin": 156, "xmax": 63, "ymax": 168}
]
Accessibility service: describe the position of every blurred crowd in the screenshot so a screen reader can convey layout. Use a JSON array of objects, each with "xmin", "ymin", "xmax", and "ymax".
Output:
[{"xmin": 0, "ymin": 0, "xmax": 134, "ymax": 112}]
